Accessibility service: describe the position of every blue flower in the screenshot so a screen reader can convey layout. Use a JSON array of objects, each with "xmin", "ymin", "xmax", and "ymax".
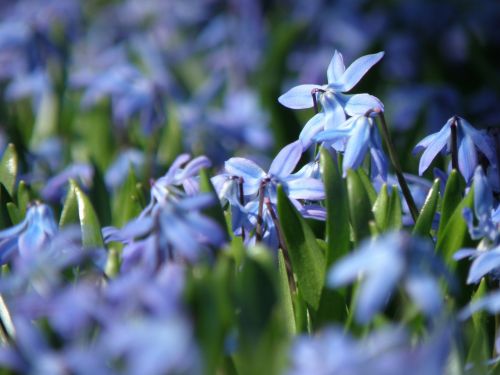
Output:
[
  {"xmin": 462, "ymin": 166, "xmax": 499, "ymax": 242},
  {"xmin": 212, "ymin": 141, "xmax": 325, "ymax": 247},
  {"xmin": 413, "ymin": 116, "xmax": 496, "ymax": 182},
  {"xmin": 278, "ymin": 50, "xmax": 384, "ymax": 149},
  {"xmin": 328, "ymin": 232, "xmax": 446, "ymax": 323},
  {"xmin": 289, "ymin": 325, "xmax": 452, "ymax": 375},
  {"xmin": 314, "ymin": 114, "xmax": 388, "ymax": 179},
  {"xmin": 0, "ymin": 203, "xmax": 58, "ymax": 265}
]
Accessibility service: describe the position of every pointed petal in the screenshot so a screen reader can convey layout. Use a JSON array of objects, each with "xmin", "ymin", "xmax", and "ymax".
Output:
[
  {"xmin": 321, "ymin": 92, "xmax": 346, "ymax": 130},
  {"xmin": 278, "ymin": 84, "xmax": 322, "ymax": 109},
  {"xmin": 286, "ymin": 178, "xmax": 325, "ymax": 200},
  {"xmin": 299, "ymin": 112, "xmax": 325, "ymax": 150},
  {"xmin": 473, "ymin": 166, "xmax": 492, "ymax": 220},
  {"xmin": 344, "ymin": 94, "xmax": 384, "ymax": 116},
  {"xmin": 343, "ymin": 117, "xmax": 371, "ymax": 175},
  {"xmin": 453, "ymin": 248, "xmax": 477, "ymax": 261},
  {"xmin": 225, "ymin": 157, "xmax": 265, "ymax": 182},
  {"xmin": 162, "ymin": 154, "xmax": 190, "ymax": 182},
  {"xmin": 458, "ymin": 135, "xmax": 477, "ymax": 182},
  {"xmin": 327, "ymin": 50, "xmax": 345, "ymax": 84},
  {"xmin": 460, "ymin": 118, "xmax": 496, "ymax": 166},
  {"xmin": 313, "ymin": 128, "xmax": 351, "ymax": 143},
  {"xmin": 337, "ymin": 52, "xmax": 385, "ymax": 92},
  {"xmin": 418, "ymin": 126, "xmax": 451, "ymax": 175},
  {"xmin": 176, "ymin": 156, "xmax": 211, "ymax": 182},
  {"xmin": 269, "ymin": 141, "xmax": 303, "ymax": 178},
  {"xmin": 468, "ymin": 248, "xmax": 500, "ymax": 284}
]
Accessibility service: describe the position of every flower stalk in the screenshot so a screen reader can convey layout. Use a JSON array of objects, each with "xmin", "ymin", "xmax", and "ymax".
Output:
[{"xmin": 375, "ymin": 109, "xmax": 419, "ymax": 222}]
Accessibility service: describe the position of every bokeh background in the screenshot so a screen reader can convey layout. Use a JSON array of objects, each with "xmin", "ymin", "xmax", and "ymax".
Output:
[{"xmin": 1, "ymin": 0, "xmax": 499, "ymax": 186}]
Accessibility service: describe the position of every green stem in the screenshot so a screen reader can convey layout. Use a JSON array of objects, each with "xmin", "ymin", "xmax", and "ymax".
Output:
[{"xmin": 376, "ymin": 110, "xmax": 419, "ymax": 222}]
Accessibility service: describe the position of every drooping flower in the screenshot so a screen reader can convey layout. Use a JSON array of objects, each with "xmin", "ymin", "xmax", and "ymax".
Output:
[
  {"xmin": 314, "ymin": 113, "xmax": 388, "ymax": 179},
  {"xmin": 413, "ymin": 116, "xmax": 495, "ymax": 182}
]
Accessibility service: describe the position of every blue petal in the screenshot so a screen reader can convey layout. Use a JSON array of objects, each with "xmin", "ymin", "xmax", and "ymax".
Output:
[
  {"xmin": 278, "ymin": 84, "xmax": 322, "ymax": 109},
  {"xmin": 327, "ymin": 50, "xmax": 345, "ymax": 84},
  {"xmin": 286, "ymin": 178, "xmax": 325, "ymax": 200},
  {"xmin": 225, "ymin": 157, "xmax": 265, "ymax": 182},
  {"xmin": 343, "ymin": 94, "xmax": 384, "ymax": 116},
  {"xmin": 418, "ymin": 125, "xmax": 451, "ymax": 176},
  {"xmin": 176, "ymin": 156, "xmax": 211, "ymax": 182},
  {"xmin": 328, "ymin": 250, "xmax": 367, "ymax": 287},
  {"xmin": 336, "ymin": 52, "xmax": 385, "ymax": 92},
  {"xmin": 342, "ymin": 117, "xmax": 371, "ymax": 176},
  {"xmin": 453, "ymin": 248, "xmax": 477, "ymax": 261},
  {"xmin": 321, "ymin": 92, "xmax": 346, "ymax": 130},
  {"xmin": 405, "ymin": 275, "xmax": 443, "ymax": 316},
  {"xmin": 459, "ymin": 291, "xmax": 500, "ymax": 320},
  {"xmin": 269, "ymin": 141, "xmax": 302, "ymax": 178},
  {"xmin": 473, "ymin": 166, "xmax": 492, "ymax": 221},
  {"xmin": 460, "ymin": 118, "xmax": 496, "ymax": 166},
  {"xmin": 299, "ymin": 112, "xmax": 325, "ymax": 150},
  {"xmin": 458, "ymin": 135, "xmax": 477, "ymax": 182},
  {"xmin": 467, "ymin": 248, "xmax": 500, "ymax": 284},
  {"xmin": 370, "ymin": 146, "xmax": 388, "ymax": 181},
  {"xmin": 314, "ymin": 128, "xmax": 351, "ymax": 143},
  {"xmin": 0, "ymin": 237, "xmax": 18, "ymax": 264},
  {"xmin": 0, "ymin": 219, "xmax": 28, "ymax": 240},
  {"xmin": 162, "ymin": 154, "xmax": 191, "ymax": 183}
]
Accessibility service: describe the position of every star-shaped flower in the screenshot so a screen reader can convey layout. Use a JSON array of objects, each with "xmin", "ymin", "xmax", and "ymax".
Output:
[{"xmin": 278, "ymin": 50, "xmax": 384, "ymax": 149}]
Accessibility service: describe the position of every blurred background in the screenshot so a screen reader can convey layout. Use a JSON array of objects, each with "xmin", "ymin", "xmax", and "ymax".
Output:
[{"xmin": 1, "ymin": 0, "xmax": 499, "ymax": 181}]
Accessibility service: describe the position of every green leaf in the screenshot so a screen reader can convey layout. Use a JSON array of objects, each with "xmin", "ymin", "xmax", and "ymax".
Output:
[
  {"xmin": 346, "ymin": 169, "xmax": 374, "ymax": 243},
  {"xmin": 387, "ymin": 186, "xmax": 402, "ymax": 230},
  {"xmin": 357, "ymin": 168, "xmax": 377, "ymax": 205},
  {"xmin": 88, "ymin": 162, "xmax": 112, "ymax": 226},
  {"xmin": 199, "ymin": 169, "xmax": 230, "ymax": 241},
  {"xmin": 60, "ymin": 179, "xmax": 104, "ymax": 248},
  {"xmin": 6, "ymin": 202, "xmax": 22, "ymax": 225},
  {"xmin": 437, "ymin": 170, "xmax": 462, "ymax": 238},
  {"xmin": 112, "ymin": 167, "xmax": 143, "ymax": 227},
  {"xmin": 436, "ymin": 185, "xmax": 474, "ymax": 263},
  {"xmin": 277, "ymin": 185, "xmax": 325, "ymax": 311},
  {"xmin": 0, "ymin": 184, "xmax": 14, "ymax": 230},
  {"xmin": 16, "ymin": 181, "xmax": 30, "ymax": 217},
  {"xmin": 320, "ymin": 149, "xmax": 350, "ymax": 267},
  {"xmin": 412, "ymin": 179, "xmax": 440, "ymax": 237},
  {"xmin": 0, "ymin": 144, "xmax": 18, "ymax": 196},
  {"xmin": 373, "ymin": 184, "xmax": 389, "ymax": 231},
  {"xmin": 157, "ymin": 103, "xmax": 183, "ymax": 166},
  {"xmin": 277, "ymin": 249, "xmax": 296, "ymax": 335}
]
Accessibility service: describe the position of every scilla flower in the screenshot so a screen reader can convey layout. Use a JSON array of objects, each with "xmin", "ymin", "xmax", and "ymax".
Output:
[
  {"xmin": 279, "ymin": 50, "xmax": 384, "ymax": 149},
  {"xmin": 0, "ymin": 202, "xmax": 57, "ymax": 264}
]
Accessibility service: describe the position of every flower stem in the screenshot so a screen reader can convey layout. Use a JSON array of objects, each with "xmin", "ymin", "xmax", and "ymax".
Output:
[
  {"xmin": 237, "ymin": 177, "xmax": 246, "ymax": 241},
  {"xmin": 375, "ymin": 110, "xmax": 419, "ymax": 222},
  {"xmin": 255, "ymin": 180, "xmax": 267, "ymax": 242},
  {"xmin": 264, "ymin": 198, "xmax": 296, "ymax": 292},
  {"xmin": 311, "ymin": 88, "xmax": 325, "ymax": 114},
  {"xmin": 450, "ymin": 116, "xmax": 459, "ymax": 172}
]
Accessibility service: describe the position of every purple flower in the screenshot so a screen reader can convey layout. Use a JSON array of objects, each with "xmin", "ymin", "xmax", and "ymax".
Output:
[
  {"xmin": 413, "ymin": 116, "xmax": 496, "ymax": 182},
  {"xmin": 0, "ymin": 203, "xmax": 57, "ymax": 265}
]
